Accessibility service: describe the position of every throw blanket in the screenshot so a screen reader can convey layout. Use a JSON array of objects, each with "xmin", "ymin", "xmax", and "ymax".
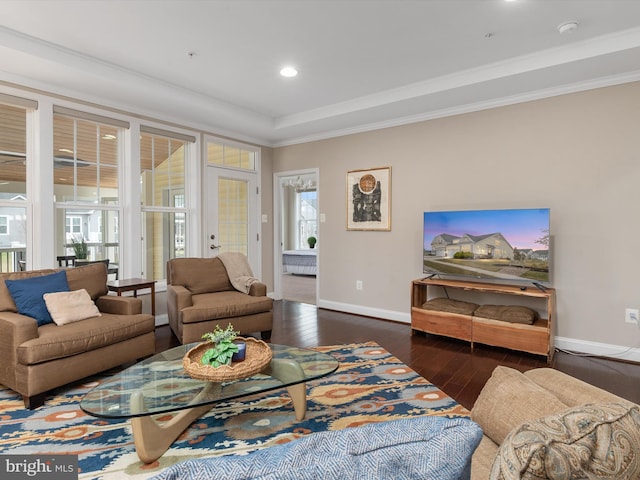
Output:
[
  {"xmin": 218, "ymin": 252, "xmax": 259, "ymax": 294},
  {"xmin": 150, "ymin": 416, "xmax": 482, "ymax": 480}
]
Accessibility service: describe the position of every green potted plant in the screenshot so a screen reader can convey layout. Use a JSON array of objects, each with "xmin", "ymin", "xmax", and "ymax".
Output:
[
  {"xmin": 71, "ymin": 237, "xmax": 88, "ymax": 260},
  {"xmin": 200, "ymin": 324, "xmax": 242, "ymax": 367},
  {"xmin": 307, "ymin": 236, "xmax": 317, "ymax": 249}
]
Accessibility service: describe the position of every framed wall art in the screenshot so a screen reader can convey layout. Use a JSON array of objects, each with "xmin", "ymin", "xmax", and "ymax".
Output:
[{"xmin": 346, "ymin": 166, "xmax": 391, "ymax": 231}]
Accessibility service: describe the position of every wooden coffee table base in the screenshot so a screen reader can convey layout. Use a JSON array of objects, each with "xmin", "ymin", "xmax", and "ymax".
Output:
[
  {"xmin": 131, "ymin": 395, "xmax": 213, "ymax": 464},
  {"xmin": 130, "ymin": 359, "xmax": 308, "ymax": 464}
]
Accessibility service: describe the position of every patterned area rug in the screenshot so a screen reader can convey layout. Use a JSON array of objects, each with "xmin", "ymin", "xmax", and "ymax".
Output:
[{"xmin": 0, "ymin": 342, "xmax": 468, "ymax": 479}]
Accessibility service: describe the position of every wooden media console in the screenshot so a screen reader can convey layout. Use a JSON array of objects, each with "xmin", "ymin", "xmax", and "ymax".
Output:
[{"xmin": 411, "ymin": 278, "xmax": 556, "ymax": 363}]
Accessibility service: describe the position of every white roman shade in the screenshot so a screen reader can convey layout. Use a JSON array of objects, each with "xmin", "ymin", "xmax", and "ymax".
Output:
[
  {"xmin": 140, "ymin": 125, "xmax": 196, "ymax": 143},
  {"xmin": 53, "ymin": 105, "xmax": 130, "ymax": 129},
  {"xmin": 0, "ymin": 93, "xmax": 38, "ymax": 109}
]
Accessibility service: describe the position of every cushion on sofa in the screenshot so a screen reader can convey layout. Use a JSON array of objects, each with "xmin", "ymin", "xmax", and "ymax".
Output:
[
  {"xmin": 0, "ymin": 268, "xmax": 59, "ymax": 312},
  {"xmin": 17, "ymin": 313, "xmax": 154, "ymax": 365},
  {"xmin": 4, "ymin": 270, "xmax": 70, "ymax": 326},
  {"xmin": 490, "ymin": 403, "xmax": 640, "ymax": 480},
  {"xmin": 150, "ymin": 416, "xmax": 483, "ymax": 480},
  {"xmin": 524, "ymin": 368, "xmax": 635, "ymax": 409},
  {"xmin": 471, "ymin": 366, "xmax": 569, "ymax": 445},
  {"xmin": 168, "ymin": 257, "xmax": 234, "ymax": 295},
  {"xmin": 181, "ymin": 291, "xmax": 274, "ymax": 324},
  {"xmin": 473, "ymin": 305, "xmax": 538, "ymax": 325},
  {"xmin": 471, "ymin": 436, "xmax": 500, "ymax": 480},
  {"xmin": 43, "ymin": 289, "xmax": 101, "ymax": 325},
  {"xmin": 64, "ymin": 262, "xmax": 109, "ymax": 299},
  {"xmin": 421, "ymin": 297, "xmax": 479, "ymax": 315}
]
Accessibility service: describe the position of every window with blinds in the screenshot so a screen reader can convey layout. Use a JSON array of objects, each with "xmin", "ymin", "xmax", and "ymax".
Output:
[
  {"xmin": 140, "ymin": 127, "xmax": 192, "ymax": 281},
  {"xmin": 53, "ymin": 107, "xmax": 124, "ymax": 271}
]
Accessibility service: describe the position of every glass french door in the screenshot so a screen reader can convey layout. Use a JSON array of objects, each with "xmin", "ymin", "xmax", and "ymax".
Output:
[{"xmin": 206, "ymin": 166, "xmax": 259, "ymax": 275}]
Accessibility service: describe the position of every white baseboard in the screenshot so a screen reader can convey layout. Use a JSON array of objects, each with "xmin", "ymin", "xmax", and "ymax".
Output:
[
  {"xmin": 555, "ymin": 336, "xmax": 640, "ymax": 363},
  {"xmin": 155, "ymin": 314, "xmax": 169, "ymax": 327},
  {"xmin": 317, "ymin": 299, "xmax": 410, "ymax": 324},
  {"xmin": 317, "ymin": 300, "xmax": 640, "ymax": 363}
]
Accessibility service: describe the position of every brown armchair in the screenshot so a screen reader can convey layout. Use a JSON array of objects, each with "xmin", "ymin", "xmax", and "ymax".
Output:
[{"xmin": 166, "ymin": 257, "xmax": 273, "ymax": 344}]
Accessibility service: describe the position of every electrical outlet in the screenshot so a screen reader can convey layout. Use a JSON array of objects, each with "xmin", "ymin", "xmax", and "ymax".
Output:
[
  {"xmin": 356, "ymin": 280, "xmax": 363, "ymax": 291},
  {"xmin": 625, "ymin": 308, "xmax": 639, "ymax": 325}
]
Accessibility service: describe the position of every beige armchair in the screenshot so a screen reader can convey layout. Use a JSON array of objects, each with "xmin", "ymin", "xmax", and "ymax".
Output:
[{"xmin": 166, "ymin": 257, "xmax": 273, "ymax": 344}]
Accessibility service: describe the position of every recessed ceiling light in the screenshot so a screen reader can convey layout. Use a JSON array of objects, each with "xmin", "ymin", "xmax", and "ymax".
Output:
[{"xmin": 280, "ymin": 66, "xmax": 298, "ymax": 78}]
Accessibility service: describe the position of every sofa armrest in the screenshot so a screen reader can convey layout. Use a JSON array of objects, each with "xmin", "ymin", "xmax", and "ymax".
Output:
[
  {"xmin": 524, "ymin": 368, "xmax": 637, "ymax": 408},
  {"xmin": 249, "ymin": 282, "xmax": 267, "ymax": 297},
  {"xmin": 167, "ymin": 284, "xmax": 193, "ymax": 311},
  {"xmin": 96, "ymin": 295, "xmax": 142, "ymax": 315},
  {"xmin": 0, "ymin": 312, "xmax": 39, "ymax": 389}
]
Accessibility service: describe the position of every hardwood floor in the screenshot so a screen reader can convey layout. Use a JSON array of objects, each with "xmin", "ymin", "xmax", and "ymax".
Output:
[{"xmin": 156, "ymin": 300, "xmax": 640, "ymax": 410}]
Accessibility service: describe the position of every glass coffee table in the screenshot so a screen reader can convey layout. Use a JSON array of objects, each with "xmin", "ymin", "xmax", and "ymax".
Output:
[{"xmin": 80, "ymin": 343, "xmax": 339, "ymax": 463}]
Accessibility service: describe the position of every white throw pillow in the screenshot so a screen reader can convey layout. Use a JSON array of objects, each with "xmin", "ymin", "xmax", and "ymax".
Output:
[{"xmin": 43, "ymin": 289, "xmax": 102, "ymax": 325}]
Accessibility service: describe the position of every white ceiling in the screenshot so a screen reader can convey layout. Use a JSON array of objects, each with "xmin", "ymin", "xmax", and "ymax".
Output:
[{"xmin": 1, "ymin": 0, "xmax": 640, "ymax": 146}]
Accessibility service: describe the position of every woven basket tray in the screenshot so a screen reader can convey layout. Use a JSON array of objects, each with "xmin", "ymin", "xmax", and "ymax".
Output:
[{"xmin": 183, "ymin": 337, "xmax": 272, "ymax": 382}]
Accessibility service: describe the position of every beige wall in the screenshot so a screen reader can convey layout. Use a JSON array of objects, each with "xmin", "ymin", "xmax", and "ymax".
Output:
[{"xmin": 271, "ymin": 81, "xmax": 640, "ymax": 350}]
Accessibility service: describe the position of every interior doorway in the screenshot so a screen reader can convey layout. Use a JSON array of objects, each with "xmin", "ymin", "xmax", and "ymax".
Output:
[{"xmin": 273, "ymin": 169, "xmax": 319, "ymax": 305}]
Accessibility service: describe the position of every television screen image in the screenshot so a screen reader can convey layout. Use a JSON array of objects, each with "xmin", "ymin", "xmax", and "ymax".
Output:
[{"xmin": 423, "ymin": 208, "xmax": 550, "ymax": 284}]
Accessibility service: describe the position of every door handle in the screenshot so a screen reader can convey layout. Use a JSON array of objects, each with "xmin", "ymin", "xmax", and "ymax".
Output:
[{"xmin": 210, "ymin": 234, "xmax": 220, "ymax": 249}]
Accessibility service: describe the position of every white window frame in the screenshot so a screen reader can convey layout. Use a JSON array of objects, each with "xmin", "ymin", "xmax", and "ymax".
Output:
[
  {"xmin": 139, "ymin": 126, "xmax": 197, "ymax": 282},
  {"xmin": 66, "ymin": 216, "xmax": 81, "ymax": 235},
  {"xmin": 0, "ymin": 86, "xmax": 208, "ymax": 292}
]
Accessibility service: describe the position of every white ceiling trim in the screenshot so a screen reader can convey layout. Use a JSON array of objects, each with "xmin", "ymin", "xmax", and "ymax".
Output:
[
  {"xmin": 0, "ymin": 67, "xmax": 272, "ymax": 146},
  {"xmin": 2, "ymin": 22, "xmax": 640, "ymax": 148},
  {"xmin": 0, "ymin": 25, "xmax": 274, "ymax": 132},
  {"xmin": 0, "ymin": 25, "xmax": 267, "ymax": 120},
  {"xmin": 274, "ymin": 68, "xmax": 640, "ymax": 148},
  {"xmin": 275, "ymin": 26, "xmax": 640, "ymax": 131}
]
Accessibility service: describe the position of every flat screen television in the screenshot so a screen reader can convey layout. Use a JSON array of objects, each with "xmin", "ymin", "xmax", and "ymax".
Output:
[{"xmin": 423, "ymin": 208, "xmax": 550, "ymax": 285}]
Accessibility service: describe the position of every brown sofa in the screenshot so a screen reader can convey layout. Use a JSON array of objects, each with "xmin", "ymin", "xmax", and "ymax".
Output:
[
  {"xmin": 470, "ymin": 366, "xmax": 640, "ymax": 479},
  {"xmin": 166, "ymin": 257, "xmax": 273, "ymax": 344},
  {"xmin": 0, "ymin": 262, "xmax": 155, "ymax": 409}
]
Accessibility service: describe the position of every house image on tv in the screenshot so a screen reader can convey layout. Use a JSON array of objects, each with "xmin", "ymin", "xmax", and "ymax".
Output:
[
  {"xmin": 430, "ymin": 232, "xmax": 514, "ymax": 259},
  {"xmin": 527, "ymin": 249, "xmax": 549, "ymax": 261}
]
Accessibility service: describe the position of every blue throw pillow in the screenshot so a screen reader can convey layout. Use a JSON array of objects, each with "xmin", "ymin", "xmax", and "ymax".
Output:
[{"xmin": 5, "ymin": 270, "xmax": 70, "ymax": 326}]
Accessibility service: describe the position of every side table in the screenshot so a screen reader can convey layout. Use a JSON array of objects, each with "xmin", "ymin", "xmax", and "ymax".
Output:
[{"xmin": 107, "ymin": 278, "xmax": 156, "ymax": 316}]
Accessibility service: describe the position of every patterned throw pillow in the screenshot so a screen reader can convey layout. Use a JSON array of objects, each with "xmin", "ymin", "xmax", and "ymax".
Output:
[{"xmin": 491, "ymin": 403, "xmax": 640, "ymax": 480}]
